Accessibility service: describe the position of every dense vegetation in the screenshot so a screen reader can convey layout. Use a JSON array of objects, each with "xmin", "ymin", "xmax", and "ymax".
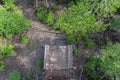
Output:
[
  {"xmin": 36, "ymin": 0, "xmax": 120, "ymax": 79},
  {"xmin": 85, "ymin": 43, "xmax": 120, "ymax": 80},
  {"xmin": 0, "ymin": 0, "xmax": 120, "ymax": 80},
  {"xmin": 54, "ymin": 0, "xmax": 120, "ymax": 44},
  {"xmin": 0, "ymin": 0, "xmax": 31, "ymax": 73},
  {"xmin": 0, "ymin": 0, "xmax": 31, "ymax": 39}
]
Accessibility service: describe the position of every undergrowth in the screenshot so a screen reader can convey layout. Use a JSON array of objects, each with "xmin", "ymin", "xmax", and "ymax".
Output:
[
  {"xmin": 0, "ymin": 45, "xmax": 14, "ymax": 71},
  {"xmin": 84, "ymin": 43, "xmax": 120, "ymax": 80},
  {"xmin": 0, "ymin": 0, "xmax": 31, "ymax": 39},
  {"xmin": 36, "ymin": 7, "xmax": 55, "ymax": 25}
]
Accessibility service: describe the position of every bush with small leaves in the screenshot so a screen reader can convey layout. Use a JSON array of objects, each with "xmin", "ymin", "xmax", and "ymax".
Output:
[
  {"xmin": 54, "ymin": 1, "xmax": 108, "ymax": 44},
  {"xmin": 35, "ymin": 59, "xmax": 42, "ymax": 67},
  {"xmin": 85, "ymin": 40, "xmax": 95, "ymax": 48},
  {"xmin": 85, "ymin": 43, "xmax": 120, "ymax": 80},
  {"xmin": 98, "ymin": 0, "xmax": 120, "ymax": 17},
  {"xmin": 6, "ymin": 70, "xmax": 21, "ymax": 80},
  {"xmin": 0, "ymin": 45, "xmax": 14, "ymax": 71},
  {"xmin": 73, "ymin": 48, "xmax": 79, "ymax": 56},
  {"xmin": 101, "ymin": 43, "xmax": 120, "ymax": 79},
  {"xmin": 0, "ymin": 45, "xmax": 14, "ymax": 59},
  {"xmin": 21, "ymin": 34, "xmax": 29, "ymax": 45},
  {"xmin": 3, "ymin": 0, "xmax": 18, "ymax": 10},
  {"xmin": 36, "ymin": 8, "xmax": 55, "ymax": 25},
  {"xmin": 0, "ymin": 6, "xmax": 31, "ymax": 39},
  {"xmin": 0, "ymin": 61, "xmax": 6, "ymax": 71},
  {"xmin": 84, "ymin": 54, "xmax": 103, "ymax": 80},
  {"xmin": 27, "ymin": 69, "xmax": 34, "ymax": 79},
  {"xmin": 112, "ymin": 16, "xmax": 120, "ymax": 31},
  {"xmin": 95, "ymin": 38, "xmax": 103, "ymax": 46}
]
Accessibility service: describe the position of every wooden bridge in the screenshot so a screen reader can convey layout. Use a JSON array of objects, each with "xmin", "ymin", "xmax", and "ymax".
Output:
[{"xmin": 43, "ymin": 45, "xmax": 75, "ymax": 80}]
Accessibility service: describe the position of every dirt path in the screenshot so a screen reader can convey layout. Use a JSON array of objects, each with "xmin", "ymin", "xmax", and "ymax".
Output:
[
  {"xmin": 15, "ymin": 0, "xmax": 66, "ymax": 79},
  {"xmin": 0, "ymin": 1, "xmax": 66, "ymax": 80},
  {"xmin": 17, "ymin": 0, "xmax": 66, "ymax": 45}
]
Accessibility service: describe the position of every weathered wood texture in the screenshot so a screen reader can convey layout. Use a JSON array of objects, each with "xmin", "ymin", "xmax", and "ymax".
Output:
[{"xmin": 44, "ymin": 45, "xmax": 73, "ymax": 69}]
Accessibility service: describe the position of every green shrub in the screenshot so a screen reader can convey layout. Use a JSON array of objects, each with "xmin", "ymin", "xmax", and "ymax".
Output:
[
  {"xmin": 0, "ymin": 6, "xmax": 31, "ymax": 39},
  {"xmin": 21, "ymin": 34, "xmax": 29, "ymax": 44},
  {"xmin": 98, "ymin": 0, "xmax": 120, "ymax": 17},
  {"xmin": 47, "ymin": 11, "xmax": 55, "ymax": 25},
  {"xmin": 54, "ymin": 2, "xmax": 108, "ymax": 44},
  {"xmin": 6, "ymin": 70, "xmax": 21, "ymax": 80},
  {"xmin": 27, "ymin": 69, "xmax": 34, "ymax": 78},
  {"xmin": 66, "ymin": 35, "xmax": 80, "ymax": 44},
  {"xmin": 74, "ymin": 0, "xmax": 120, "ymax": 18},
  {"xmin": 36, "ymin": 8, "xmax": 55, "ymax": 25},
  {"xmin": 96, "ymin": 38, "xmax": 103, "ymax": 46},
  {"xmin": 0, "ymin": 45, "xmax": 14, "ymax": 59},
  {"xmin": 3, "ymin": 0, "xmax": 18, "ymax": 11},
  {"xmin": 85, "ymin": 40, "xmax": 95, "ymax": 48},
  {"xmin": 35, "ymin": 59, "xmax": 42, "ymax": 67},
  {"xmin": 85, "ymin": 43, "xmax": 120, "ymax": 80},
  {"xmin": 112, "ymin": 16, "xmax": 120, "ymax": 31},
  {"xmin": 36, "ymin": 8, "xmax": 47, "ymax": 22},
  {"xmin": 51, "ymin": 3, "xmax": 58, "ymax": 10},
  {"xmin": 101, "ymin": 43, "xmax": 120, "ymax": 79},
  {"xmin": 0, "ymin": 45, "xmax": 14, "ymax": 71},
  {"xmin": 0, "ymin": 61, "xmax": 6, "ymax": 71},
  {"xmin": 3, "ymin": 0, "xmax": 15, "ymax": 4},
  {"xmin": 84, "ymin": 54, "xmax": 103, "ymax": 80},
  {"xmin": 73, "ymin": 48, "xmax": 79, "ymax": 56},
  {"xmin": 54, "ymin": 0, "xmax": 120, "ymax": 44}
]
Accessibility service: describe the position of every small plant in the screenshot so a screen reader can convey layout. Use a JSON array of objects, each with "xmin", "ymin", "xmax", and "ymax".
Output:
[
  {"xmin": 46, "ymin": 11, "xmax": 55, "ymax": 25},
  {"xmin": 51, "ymin": 3, "xmax": 58, "ymax": 10},
  {"xmin": 6, "ymin": 70, "xmax": 21, "ymax": 80},
  {"xmin": 27, "ymin": 69, "xmax": 34, "ymax": 78},
  {"xmin": 0, "ymin": 45, "xmax": 14, "ymax": 71},
  {"xmin": 112, "ymin": 16, "xmax": 120, "ymax": 31},
  {"xmin": 3, "ymin": 0, "xmax": 18, "ymax": 10},
  {"xmin": 85, "ymin": 40, "xmax": 95, "ymax": 48},
  {"xmin": 0, "ymin": 38, "xmax": 6, "ymax": 43},
  {"xmin": 36, "ymin": 8, "xmax": 55, "ymax": 25},
  {"xmin": 0, "ymin": 45, "xmax": 14, "ymax": 59},
  {"xmin": 0, "ymin": 61, "xmax": 6, "ymax": 71},
  {"xmin": 96, "ymin": 38, "xmax": 103, "ymax": 46},
  {"xmin": 84, "ymin": 54, "xmax": 103, "ymax": 80},
  {"xmin": 21, "ymin": 34, "xmax": 29, "ymax": 44},
  {"xmin": 36, "ymin": 8, "xmax": 47, "ymax": 22},
  {"xmin": 73, "ymin": 48, "xmax": 79, "ymax": 56},
  {"xmin": 29, "ymin": 45, "xmax": 36, "ymax": 50},
  {"xmin": 66, "ymin": 35, "xmax": 76, "ymax": 44},
  {"xmin": 56, "ymin": 0, "xmax": 66, "ymax": 3},
  {"xmin": 35, "ymin": 59, "xmax": 42, "ymax": 67}
]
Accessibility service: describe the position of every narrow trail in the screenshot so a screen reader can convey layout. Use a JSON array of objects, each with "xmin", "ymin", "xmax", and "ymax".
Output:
[{"xmin": 17, "ymin": 0, "xmax": 66, "ymax": 45}]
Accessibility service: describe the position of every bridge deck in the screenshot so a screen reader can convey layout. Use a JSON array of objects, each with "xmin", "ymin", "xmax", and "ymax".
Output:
[{"xmin": 44, "ymin": 45, "xmax": 73, "ymax": 69}]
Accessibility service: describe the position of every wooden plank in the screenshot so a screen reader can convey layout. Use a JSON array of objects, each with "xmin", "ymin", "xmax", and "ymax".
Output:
[
  {"xmin": 44, "ymin": 45, "xmax": 49, "ymax": 69},
  {"xmin": 67, "ymin": 45, "xmax": 73, "ymax": 68}
]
